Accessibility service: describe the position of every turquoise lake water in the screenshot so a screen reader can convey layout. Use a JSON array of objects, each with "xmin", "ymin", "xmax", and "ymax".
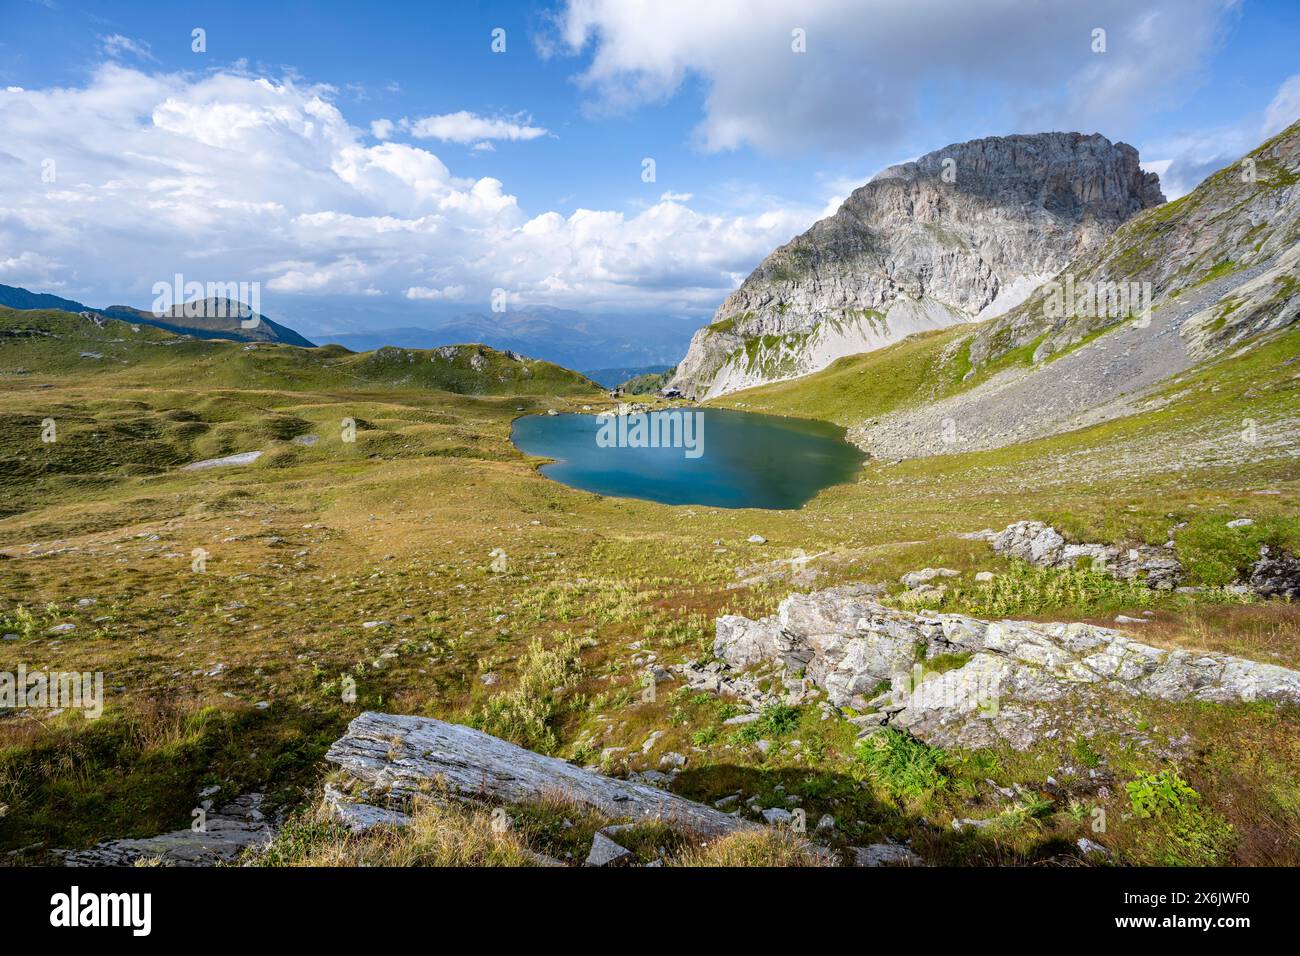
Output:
[{"xmin": 510, "ymin": 407, "xmax": 864, "ymax": 509}]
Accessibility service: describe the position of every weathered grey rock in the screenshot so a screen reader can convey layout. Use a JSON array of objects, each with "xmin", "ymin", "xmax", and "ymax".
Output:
[
  {"xmin": 586, "ymin": 831, "xmax": 634, "ymax": 867},
  {"xmin": 59, "ymin": 794, "xmax": 272, "ymax": 866},
  {"xmin": 670, "ymin": 132, "xmax": 1163, "ymax": 399},
  {"xmin": 325, "ymin": 713, "xmax": 752, "ymax": 838},
  {"xmin": 760, "ymin": 807, "xmax": 792, "ymax": 826},
  {"xmin": 984, "ymin": 520, "xmax": 1182, "ymax": 589},
  {"xmin": 323, "ymin": 783, "xmax": 411, "ymax": 833},
  {"xmin": 1251, "ymin": 546, "xmax": 1300, "ymax": 600},
  {"xmin": 900, "ymin": 568, "xmax": 959, "ymax": 588},
  {"xmin": 852, "ymin": 843, "xmax": 924, "ymax": 867},
  {"xmin": 710, "ymin": 585, "xmax": 1300, "ymax": 749},
  {"xmin": 1076, "ymin": 837, "xmax": 1111, "ymax": 859}
]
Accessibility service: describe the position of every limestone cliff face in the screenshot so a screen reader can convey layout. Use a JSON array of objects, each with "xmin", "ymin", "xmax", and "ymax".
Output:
[{"xmin": 670, "ymin": 132, "xmax": 1164, "ymax": 399}]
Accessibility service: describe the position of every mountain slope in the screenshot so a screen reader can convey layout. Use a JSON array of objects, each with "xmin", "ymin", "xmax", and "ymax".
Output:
[
  {"xmin": 969, "ymin": 117, "xmax": 1300, "ymax": 368},
  {"xmin": 103, "ymin": 300, "xmax": 316, "ymax": 348},
  {"xmin": 670, "ymin": 132, "xmax": 1164, "ymax": 399},
  {"xmin": 0, "ymin": 284, "xmax": 315, "ymax": 347}
]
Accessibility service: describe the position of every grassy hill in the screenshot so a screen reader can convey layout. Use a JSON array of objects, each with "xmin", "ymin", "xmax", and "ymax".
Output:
[{"xmin": 0, "ymin": 306, "xmax": 600, "ymax": 396}]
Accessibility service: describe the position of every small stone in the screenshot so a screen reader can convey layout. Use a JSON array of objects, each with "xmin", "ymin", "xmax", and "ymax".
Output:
[
  {"xmin": 974, "ymin": 571, "xmax": 994, "ymax": 583},
  {"xmin": 747, "ymin": 535, "xmax": 767, "ymax": 544},
  {"xmin": 1076, "ymin": 837, "xmax": 1111, "ymax": 859},
  {"xmin": 586, "ymin": 832, "xmax": 634, "ymax": 867},
  {"xmin": 760, "ymin": 807, "xmax": 792, "ymax": 826},
  {"xmin": 47, "ymin": 623, "xmax": 76, "ymax": 634},
  {"xmin": 899, "ymin": 568, "xmax": 959, "ymax": 587},
  {"xmin": 1226, "ymin": 518, "xmax": 1254, "ymax": 528},
  {"xmin": 480, "ymin": 672, "xmax": 499, "ymax": 685}
]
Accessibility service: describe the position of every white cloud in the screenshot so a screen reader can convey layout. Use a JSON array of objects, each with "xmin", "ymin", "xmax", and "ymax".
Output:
[
  {"xmin": 550, "ymin": 0, "xmax": 1236, "ymax": 153},
  {"xmin": 99, "ymin": 34, "xmax": 157, "ymax": 62},
  {"xmin": 0, "ymin": 65, "xmax": 824, "ymax": 315},
  {"xmin": 1263, "ymin": 73, "xmax": 1300, "ymax": 138},
  {"xmin": 370, "ymin": 118, "xmax": 394, "ymax": 140},
  {"xmin": 400, "ymin": 110, "xmax": 548, "ymax": 144},
  {"xmin": 1141, "ymin": 71, "xmax": 1300, "ymax": 200},
  {"xmin": 405, "ymin": 284, "xmax": 465, "ymax": 300},
  {"xmin": 659, "ymin": 191, "xmax": 693, "ymax": 202}
]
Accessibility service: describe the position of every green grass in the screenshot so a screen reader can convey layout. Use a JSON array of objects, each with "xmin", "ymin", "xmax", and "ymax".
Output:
[
  {"xmin": 469, "ymin": 634, "xmax": 593, "ymax": 754},
  {"xmin": 711, "ymin": 326, "xmax": 970, "ymax": 426},
  {"xmin": 1174, "ymin": 513, "xmax": 1300, "ymax": 586}
]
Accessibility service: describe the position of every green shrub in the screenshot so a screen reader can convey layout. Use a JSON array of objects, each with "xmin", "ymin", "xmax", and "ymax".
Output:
[
  {"xmin": 1125, "ymin": 770, "xmax": 1236, "ymax": 866},
  {"xmin": 1126, "ymin": 769, "xmax": 1198, "ymax": 818},
  {"xmin": 471, "ymin": 634, "xmax": 591, "ymax": 754},
  {"xmin": 856, "ymin": 729, "xmax": 948, "ymax": 802},
  {"xmin": 731, "ymin": 704, "xmax": 803, "ymax": 744}
]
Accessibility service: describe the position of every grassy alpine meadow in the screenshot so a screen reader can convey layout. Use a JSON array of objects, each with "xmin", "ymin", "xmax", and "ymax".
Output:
[{"xmin": 1, "ymin": 312, "xmax": 1297, "ymax": 866}]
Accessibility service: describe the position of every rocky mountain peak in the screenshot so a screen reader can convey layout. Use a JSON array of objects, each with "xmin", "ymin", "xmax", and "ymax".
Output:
[{"xmin": 669, "ymin": 131, "xmax": 1164, "ymax": 399}]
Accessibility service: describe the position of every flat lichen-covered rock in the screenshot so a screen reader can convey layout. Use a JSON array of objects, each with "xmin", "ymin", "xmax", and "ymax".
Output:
[{"xmin": 325, "ymin": 712, "xmax": 753, "ymax": 838}]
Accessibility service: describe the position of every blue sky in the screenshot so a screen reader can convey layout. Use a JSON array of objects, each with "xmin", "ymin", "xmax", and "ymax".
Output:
[{"xmin": 0, "ymin": 0, "xmax": 1297, "ymax": 335}]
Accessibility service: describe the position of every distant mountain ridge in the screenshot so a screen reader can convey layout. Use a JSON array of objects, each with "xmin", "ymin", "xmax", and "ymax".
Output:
[
  {"xmin": 0, "ymin": 283, "xmax": 315, "ymax": 347},
  {"xmin": 669, "ymin": 131, "xmax": 1165, "ymax": 399},
  {"xmin": 316, "ymin": 306, "xmax": 693, "ymax": 372}
]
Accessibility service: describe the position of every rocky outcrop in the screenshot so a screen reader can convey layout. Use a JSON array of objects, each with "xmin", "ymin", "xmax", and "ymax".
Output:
[
  {"xmin": 325, "ymin": 712, "xmax": 752, "ymax": 838},
  {"xmin": 670, "ymin": 132, "xmax": 1163, "ymax": 398},
  {"xmin": 964, "ymin": 520, "xmax": 1183, "ymax": 589},
  {"xmin": 59, "ymin": 793, "xmax": 272, "ymax": 866},
  {"xmin": 1251, "ymin": 545, "xmax": 1300, "ymax": 600},
  {"xmin": 710, "ymin": 586, "xmax": 1300, "ymax": 750}
]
